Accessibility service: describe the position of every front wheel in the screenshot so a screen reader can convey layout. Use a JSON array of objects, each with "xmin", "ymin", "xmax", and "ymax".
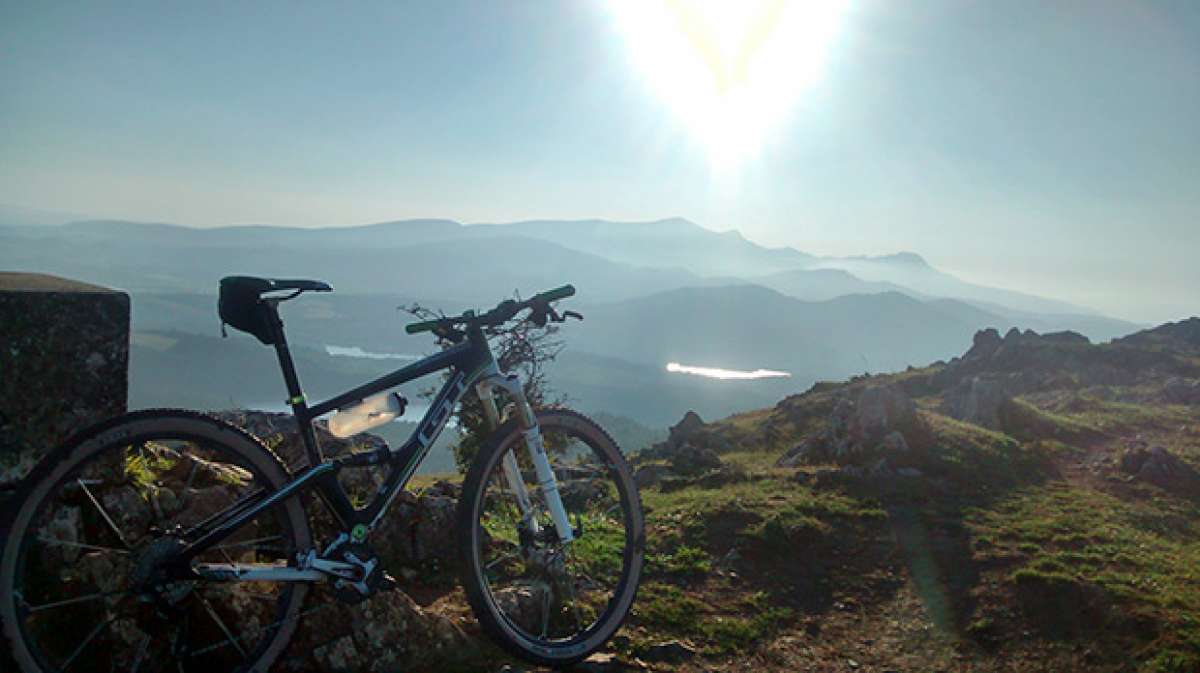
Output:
[{"xmin": 457, "ymin": 409, "xmax": 644, "ymax": 666}]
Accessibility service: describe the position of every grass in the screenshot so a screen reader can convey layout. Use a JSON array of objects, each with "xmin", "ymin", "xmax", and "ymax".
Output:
[
  {"xmin": 629, "ymin": 583, "xmax": 795, "ymax": 655},
  {"xmin": 967, "ymin": 482, "xmax": 1200, "ymax": 661}
]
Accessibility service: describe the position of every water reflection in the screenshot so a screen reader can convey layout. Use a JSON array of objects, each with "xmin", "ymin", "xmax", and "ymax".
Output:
[
  {"xmin": 666, "ymin": 362, "xmax": 791, "ymax": 380},
  {"xmin": 325, "ymin": 345, "xmax": 420, "ymax": 360}
]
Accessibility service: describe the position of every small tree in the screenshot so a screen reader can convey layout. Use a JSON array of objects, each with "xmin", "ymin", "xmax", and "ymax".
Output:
[{"xmin": 402, "ymin": 301, "xmax": 564, "ymax": 472}]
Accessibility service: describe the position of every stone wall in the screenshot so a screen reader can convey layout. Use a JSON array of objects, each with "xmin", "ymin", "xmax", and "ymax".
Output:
[{"xmin": 0, "ymin": 272, "xmax": 130, "ymax": 489}]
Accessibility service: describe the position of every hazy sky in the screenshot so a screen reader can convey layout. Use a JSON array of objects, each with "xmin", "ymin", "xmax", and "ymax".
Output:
[{"xmin": 2, "ymin": 1, "xmax": 1197, "ymax": 323}]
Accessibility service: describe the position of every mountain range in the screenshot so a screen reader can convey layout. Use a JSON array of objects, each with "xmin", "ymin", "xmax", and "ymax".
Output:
[{"xmin": 0, "ymin": 210, "xmax": 1144, "ymax": 426}]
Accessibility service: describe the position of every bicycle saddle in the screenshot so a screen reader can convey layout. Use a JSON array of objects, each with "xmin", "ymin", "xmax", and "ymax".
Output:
[
  {"xmin": 220, "ymin": 276, "xmax": 333, "ymax": 295},
  {"xmin": 218, "ymin": 276, "xmax": 332, "ymax": 345}
]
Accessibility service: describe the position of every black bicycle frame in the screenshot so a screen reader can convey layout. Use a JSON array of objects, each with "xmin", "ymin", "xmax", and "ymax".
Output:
[{"xmin": 178, "ymin": 320, "xmax": 494, "ymax": 563}]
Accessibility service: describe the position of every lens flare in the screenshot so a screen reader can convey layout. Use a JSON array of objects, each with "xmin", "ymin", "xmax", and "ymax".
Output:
[{"xmin": 609, "ymin": 0, "xmax": 848, "ymax": 170}]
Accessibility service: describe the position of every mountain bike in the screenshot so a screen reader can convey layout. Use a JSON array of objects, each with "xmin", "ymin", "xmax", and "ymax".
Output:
[{"xmin": 0, "ymin": 276, "xmax": 644, "ymax": 672}]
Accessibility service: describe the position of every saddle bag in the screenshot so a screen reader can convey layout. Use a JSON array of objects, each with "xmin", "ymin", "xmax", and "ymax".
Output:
[{"xmin": 218, "ymin": 277, "xmax": 280, "ymax": 345}]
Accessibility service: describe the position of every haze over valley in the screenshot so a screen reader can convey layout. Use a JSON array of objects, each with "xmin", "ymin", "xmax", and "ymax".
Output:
[{"xmin": 2, "ymin": 212, "xmax": 1145, "ymax": 435}]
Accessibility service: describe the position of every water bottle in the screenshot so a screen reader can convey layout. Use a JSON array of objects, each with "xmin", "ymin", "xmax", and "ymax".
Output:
[{"xmin": 327, "ymin": 391, "xmax": 406, "ymax": 438}]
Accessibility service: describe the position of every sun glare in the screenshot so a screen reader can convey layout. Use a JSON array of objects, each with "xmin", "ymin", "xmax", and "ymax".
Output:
[{"xmin": 609, "ymin": 0, "xmax": 847, "ymax": 170}]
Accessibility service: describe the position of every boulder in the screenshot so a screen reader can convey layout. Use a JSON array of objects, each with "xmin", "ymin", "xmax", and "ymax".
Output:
[
  {"xmin": 941, "ymin": 376, "xmax": 1013, "ymax": 429},
  {"xmin": 965, "ymin": 328, "xmax": 1003, "ymax": 360},
  {"xmin": 1119, "ymin": 445, "xmax": 1200, "ymax": 493},
  {"xmin": 634, "ymin": 464, "xmax": 670, "ymax": 488},
  {"xmin": 1163, "ymin": 377, "xmax": 1200, "ymax": 405},
  {"xmin": 853, "ymin": 385, "xmax": 917, "ymax": 438},
  {"xmin": 641, "ymin": 640, "xmax": 697, "ymax": 663},
  {"xmin": 374, "ymin": 480, "xmax": 460, "ymax": 568},
  {"xmin": 667, "ymin": 444, "xmax": 723, "ymax": 476},
  {"xmin": 281, "ymin": 586, "xmax": 479, "ymax": 672},
  {"xmin": 643, "ymin": 410, "xmax": 732, "ymax": 461},
  {"xmin": 669, "ymin": 411, "xmax": 705, "ymax": 443}
]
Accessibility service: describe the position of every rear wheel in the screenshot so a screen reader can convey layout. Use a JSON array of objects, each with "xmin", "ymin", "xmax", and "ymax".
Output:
[
  {"xmin": 457, "ymin": 409, "xmax": 644, "ymax": 666},
  {"xmin": 0, "ymin": 410, "xmax": 312, "ymax": 673}
]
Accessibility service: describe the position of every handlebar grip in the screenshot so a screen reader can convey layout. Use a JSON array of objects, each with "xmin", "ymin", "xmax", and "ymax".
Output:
[
  {"xmin": 538, "ymin": 284, "xmax": 575, "ymax": 303},
  {"xmin": 405, "ymin": 319, "xmax": 440, "ymax": 334}
]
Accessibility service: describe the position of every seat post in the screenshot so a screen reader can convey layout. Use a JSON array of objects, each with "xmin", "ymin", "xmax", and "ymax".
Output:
[
  {"xmin": 265, "ymin": 302, "xmax": 326, "ymax": 464},
  {"xmin": 263, "ymin": 300, "xmax": 306, "ymax": 411}
]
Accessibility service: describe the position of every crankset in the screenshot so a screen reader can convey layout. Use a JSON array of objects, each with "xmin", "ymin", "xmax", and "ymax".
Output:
[{"xmin": 308, "ymin": 534, "xmax": 397, "ymax": 604}]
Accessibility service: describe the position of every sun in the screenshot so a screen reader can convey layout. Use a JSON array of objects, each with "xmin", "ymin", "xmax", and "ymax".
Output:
[{"xmin": 609, "ymin": 0, "xmax": 848, "ymax": 171}]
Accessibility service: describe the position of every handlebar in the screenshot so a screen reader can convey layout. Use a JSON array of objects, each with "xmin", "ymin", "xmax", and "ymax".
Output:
[{"xmin": 405, "ymin": 284, "xmax": 576, "ymax": 335}]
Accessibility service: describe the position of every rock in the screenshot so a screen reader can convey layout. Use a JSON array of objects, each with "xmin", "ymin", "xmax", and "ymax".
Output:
[
  {"xmin": 716, "ymin": 547, "xmax": 742, "ymax": 570},
  {"xmin": 695, "ymin": 462, "xmax": 747, "ymax": 488},
  {"xmin": 670, "ymin": 411, "xmax": 705, "ymax": 443},
  {"xmin": 965, "ymin": 328, "xmax": 1003, "ymax": 360},
  {"xmin": 839, "ymin": 465, "xmax": 865, "ymax": 479},
  {"xmin": 853, "ymin": 385, "xmax": 917, "ymax": 438},
  {"xmin": 571, "ymin": 652, "xmax": 632, "ymax": 673},
  {"xmin": 790, "ymin": 471, "xmax": 814, "ymax": 485},
  {"xmin": 1119, "ymin": 445, "xmax": 1200, "ymax": 493},
  {"xmin": 1041, "ymin": 331, "xmax": 1090, "ymax": 345},
  {"xmin": 878, "ymin": 431, "xmax": 909, "ymax": 454},
  {"xmin": 868, "ymin": 457, "xmax": 896, "ymax": 479},
  {"xmin": 668, "ymin": 444, "xmax": 722, "ymax": 476},
  {"xmin": 282, "ymin": 586, "xmax": 480, "ymax": 672},
  {"xmin": 375, "ymin": 486, "xmax": 459, "ymax": 567},
  {"xmin": 1163, "ymin": 377, "xmax": 1200, "ymax": 405},
  {"xmin": 896, "ymin": 467, "xmax": 923, "ymax": 478},
  {"xmin": 643, "ymin": 410, "xmax": 732, "ymax": 461},
  {"xmin": 776, "ymin": 440, "xmax": 813, "ymax": 468},
  {"xmin": 641, "ymin": 640, "xmax": 697, "ymax": 663},
  {"xmin": 634, "ymin": 464, "xmax": 670, "ymax": 489},
  {"xmin": 941, "ymin": 376, "xmax": 1013, "ymax": 429}
]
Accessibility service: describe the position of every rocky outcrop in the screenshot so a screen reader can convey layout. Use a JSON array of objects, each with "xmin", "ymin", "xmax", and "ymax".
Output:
[
  {"xmin": 940, "ymin": 376, "xmax": 1015, "ymax": 429},
  {"xmin": 280, "ymin": 588, "xmax": 476, "ymax": 672},
  {"xmin": 775, "ymin": 384, "xmax": 920, "ymax": 470},
  {"xmin": 1119, "ymin": 443, "xmax": 1200, "ymax": 494},
  {"xmin": 0, "ymin": 273, "xmax": 129, "ymax": 489},
  {"xmin": 211, "ymin": 411, "xmax": 462, "ymax": 570},
  {"xmin": 931, "ymin": 326, "xmax": 1191, "ymax": 397},
  {"xmin": 216, "ymin": 412, "xmax": 480, "ymax": 671},
  {"xmin": 1162, "ymin": 377, "xmax": 1200, "ymax": 405},
  {"xmin": 635, "ymin": 411, "xmax": 744, "ymax": 490},
  {"xmin": 1117, "ymin": 317, "xmax": 1200, "ymax": 355}
]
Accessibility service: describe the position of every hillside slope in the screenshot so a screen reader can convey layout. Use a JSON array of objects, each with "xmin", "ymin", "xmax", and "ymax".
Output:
[{"xmin": 611, "ymin": 317, "xmax": 1200, "ymax": 672}]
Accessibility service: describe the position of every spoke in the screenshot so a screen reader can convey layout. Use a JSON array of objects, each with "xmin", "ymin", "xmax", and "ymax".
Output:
[
  {"xmin": 78, "ymin": 478, "xmax": 131, "ymax": 549},
  {"xmin": 485, "ymin": 551, "xmax": 518, "ymax": 571},
  {"xmin": 36, "ymin": 537, "xmax": 129, "ymax": 555},
  {"xmin": 212, "ymin": 535, "xmax": 284, "ymax": 552},
  {"xmin": 198, "ymin": 595, "xmax": 248, "ymax": 659},
  {"xmin": 28, "ymin": 589, "xmax": 130, "ymax": 613},
  {"xmin": 60, "ymin": 614, "xmax": 116, "ymax": 671},
  {"xmin": 564, "ymin": 555, "xmax": 586, "ymax": 632},
  {"xmin": 539, "ymin": 586, "xmax": 551, "ymax": 640},
  {"xmin": 130, "ymin": 634, "xmax": 151, "ymax": 673}
]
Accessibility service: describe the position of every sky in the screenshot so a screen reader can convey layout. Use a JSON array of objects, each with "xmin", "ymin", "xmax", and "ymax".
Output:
[{"xmin": 2, "ymin": 0, "xmax": 1197, "ymax": 323}]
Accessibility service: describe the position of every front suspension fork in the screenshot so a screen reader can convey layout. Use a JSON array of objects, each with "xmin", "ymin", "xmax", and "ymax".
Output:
[{"xmin": 477, "ymin": 376, "xmax": 575, "ymax": 545}]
